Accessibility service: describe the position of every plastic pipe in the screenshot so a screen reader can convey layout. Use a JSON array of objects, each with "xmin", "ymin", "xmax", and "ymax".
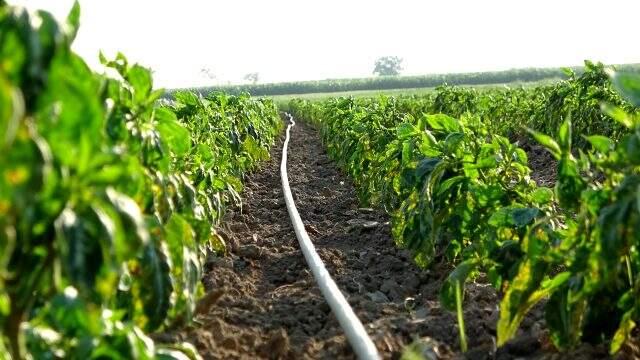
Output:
[{"xmin": 279, "ymin": 114, "xmax": 381, "ymax": 360}]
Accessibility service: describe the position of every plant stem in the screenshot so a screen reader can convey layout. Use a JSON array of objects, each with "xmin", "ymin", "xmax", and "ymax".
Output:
[
  {"xmin": 625, "ymin": 255, "xmax": 633, "ymax": 287},
  {"xmin": 456, "ymin": 280, "xmax": 468, "ymax": 352}
]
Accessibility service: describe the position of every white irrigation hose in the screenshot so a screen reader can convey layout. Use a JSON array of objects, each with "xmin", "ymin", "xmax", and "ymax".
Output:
[{"xmin": 280, "ymin": 114, "xmax": 381, "ymax": 360}]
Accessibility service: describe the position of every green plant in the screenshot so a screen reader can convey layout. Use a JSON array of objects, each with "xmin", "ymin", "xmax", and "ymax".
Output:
[
  {"xmin": 288, "ymin": 65, "xmax": 640, "ymax": 353},
  {"xmin": 498, "ymin": 71, "xmax": 640, "ymax": 353},
  {"xmin": 0, "ymin": 2, "xmax": 281, "ymax": 357}
]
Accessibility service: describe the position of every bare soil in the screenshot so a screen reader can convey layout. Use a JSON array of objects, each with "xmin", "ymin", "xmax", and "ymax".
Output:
[
  {"xmin": 167, "ymin": 119, "xmax": 636, "ymax": 359},
  {"xmin": 521, "ymin": 142, "xmax": 558, "ymax": 188}
]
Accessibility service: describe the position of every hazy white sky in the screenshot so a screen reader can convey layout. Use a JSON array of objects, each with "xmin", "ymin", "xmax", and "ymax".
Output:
[{"xmin": 11, "ymin": 0, "xmax": 640, "ymax": 88}]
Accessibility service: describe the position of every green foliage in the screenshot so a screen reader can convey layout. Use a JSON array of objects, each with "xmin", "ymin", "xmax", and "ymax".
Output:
[
  {"xmin": 0, "ymin": 3, "xmax": 281, "ymax": 358},
  {"xmin": 497, "ymin": 79, "xmax": 640, "ymax": 352},
  {"xmin": 427, "ymin": 62, "xmax": 635, "ymax": 146},
  {"xmin": 289, "ymin": 63, "xmax": 640, "ymax": 354}
]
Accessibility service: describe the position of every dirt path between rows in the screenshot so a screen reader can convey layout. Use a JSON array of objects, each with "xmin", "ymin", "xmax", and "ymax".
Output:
[{"xmin": 174, "ymin": 119, "xmax": 615, "ymax": 359}]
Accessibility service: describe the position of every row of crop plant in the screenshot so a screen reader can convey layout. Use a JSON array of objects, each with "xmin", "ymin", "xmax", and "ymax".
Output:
[
  {"xmin": 0, "ymin": 3, "xmax": 281, "ymax": 358},
  {"xmin": 288, "ymin": 65, "xmax": 640, "ymax": 354}
]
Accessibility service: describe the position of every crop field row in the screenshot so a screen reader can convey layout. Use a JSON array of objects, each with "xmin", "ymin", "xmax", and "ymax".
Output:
[
  {"xmin": 288, "ymin": 63, "xmax": 640, "ymax": 355},
  {"xmin": 0, "ymin": 4, "xmax": 281, "ymax": 358},
  {"xmin": 3, "ymin": 1, "xmax": 640, "ymax": 359}
]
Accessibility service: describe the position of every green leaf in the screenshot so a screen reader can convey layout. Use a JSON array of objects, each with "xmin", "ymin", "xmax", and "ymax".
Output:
[
  {"xmin": 0, "ymin": 71, "xmax": 23, "ymax": 147},
  {"xmin": 397, "ymin": 123, "xmax": 417, "ymax": 140},
  {"xmin": 174, "ymin": 91, "xmax": 199, "ymax": 106},
  {"xmin": 415, "ymin": 158, "xmax": 441, "ymax": 178},
  {"xmin": 401, "ymin": 141, "xmax": 412, "ymax": 166},
  {"xmin": 514, "ymin": 148, "xmax": 528, "ymax": 164},
  {"xmin": 242, "ymin": 136, "xmax": 269, "ymax": 162},
  {"xmin": 585, "ymin": 135, "xmax": 613, "ymax": 153},
  {"xmin": 435, "ymin": 175, "xmax": 465, "ymax": 197},
  {"xmin": 418, "ymin": 130, "xmax": 440, "ymax": 156},
  {"xmin": 39, "ymin": 51, "xmax": 103, "ymax": 169},
  {"xmin": 497, "ymin": 261, "xmax": 568, "ymax": 346},
  {"xmin": 106, "ymin": 188, "xmax": 149, "ymax": 248},
  {"xmin": 489, "ymin": 206, "xmax": 539, "ymax": 228},
  {"xmin": 164, "ymin": 214, "xmax": 200, "ymax": 321},
  {"xmin": 165, "ymin": 214, "xmax": 195, "ymax": 255},
  {"xmin": 443, "ymin": 132, "xmax": 464, "ymax": 152},
  {"xmin": 126, "ymin": 64, "xmax": 153, "ymax": 104},
  {"xmin": 527, "ymin": 128, "xmax": 561, "ymax": 160},
  {"xmin": 209, "ymin": 230, "xmax": 226, "ymax": 254},
  {"xmin": 601, "ymin": 103, "xmax": 635, "ymax": 129},
  {"xmin": 530, "ymin": 187, "xmax": 553, "ymax": 205},
  {"xmin": 556, "ymin": 157, "xmax": 587, "ymax": 210},
  {"xmin": 545, "ymin": 287, "xmax": 586, "ymax": 349},
  {"xmin": 65, "ymin": 1, "xmax": 80, "ymax": 41},
  {"xmin": 561, "ymin": 67, "xmax": 574, "ymax": 77},
  {"xmin": 98, "ymin": 50, "xmax": 108, "ymax": 65},
  {"xmin": 440, "ymin": 259, "xmax": 480, "ymax": 311},
  {"xmin": 39, "ymin": 286, "xmax": 102, "ymax": 336},
  {"xmin": 55, "ymin": 208, "xmax": 104, "ymax": 291},
  {"xmin": 598, "ymin": 197, "xmax": 634, "ymax": 267},
  {"xmin": 136, "ymin": 243, "xmax": 172, "ymax": 331},
  {"xmin": 156, "ymin": 108, "xmax": 191, "ymax": 157},
  {"xmin": 558, "ymin": 118, "xmax": 572, "ymax": 152},
  {"xmin": 610, "ymin": 310, "xmax": 636, "ymax": 354},
  {"xmin": 424, "ymin": 113, "xmax": 460, "ymax": 133},
  {"xmin": 512, "ymin": 208, "xmax": 539, "ymax": 227},
  {"xmin": 470, "ymin": 155, "xmax": 497, "ymax": 169},
  {"xmin": 637, "ymin": 184, "xmax": 640, "ymax": 217},
  {"xmin": 610, "ymin": 71, "xmax": 640, "ymax": 107},
  {"xmin": 621, "ymin": 135, "xmax": 640, "ymax": 165}
]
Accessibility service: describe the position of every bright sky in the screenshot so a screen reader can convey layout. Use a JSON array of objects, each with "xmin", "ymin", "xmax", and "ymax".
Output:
[{"xmin": 11, "ymin": 0, "xmax": 640, "ymax": 88}]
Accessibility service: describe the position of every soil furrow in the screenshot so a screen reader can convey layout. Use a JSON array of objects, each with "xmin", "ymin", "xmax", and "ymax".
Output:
[{"xmin": 176, "ymin": 119, "xmax": 609, "ymax": 360}]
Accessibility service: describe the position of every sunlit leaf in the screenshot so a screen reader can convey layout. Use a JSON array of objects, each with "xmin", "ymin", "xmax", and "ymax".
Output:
[{"xmin": 156, "ymin": 108, "xmax": 191, "ymax": 157}]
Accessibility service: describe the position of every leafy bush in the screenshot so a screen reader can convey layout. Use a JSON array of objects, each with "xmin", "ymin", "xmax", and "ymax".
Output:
[
  {"xmin": 289, "ymin": 67, "xmax": 640, "ymax": 353},
  {"xmin": 0, "ymin": 2, "xmax": 281, "ymax": 358},
  {"xmin": 499, "ymin": 73, "xmax": 640, "ymax": 352}
]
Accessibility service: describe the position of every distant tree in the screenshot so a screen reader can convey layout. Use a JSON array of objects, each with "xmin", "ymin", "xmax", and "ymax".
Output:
[
  {"xmin": 244, "ymin": 72, "xmax": 259, "ymax": 84},
  {"xmin": 200, "ymin": 67, "xmax": 217, "ymax": 80},
  {"xmin": 373, "ymin": 56, "xmax": 403, "ymax": 76}
]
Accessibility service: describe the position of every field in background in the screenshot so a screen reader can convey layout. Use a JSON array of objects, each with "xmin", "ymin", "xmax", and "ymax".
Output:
[
  {"xmin": 266, "ymin": 79, "xmax": 559, "ymax": 107},
  {"xmin": 168, "ymin": 63, "xmax": 640, "ymax": 99}
]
